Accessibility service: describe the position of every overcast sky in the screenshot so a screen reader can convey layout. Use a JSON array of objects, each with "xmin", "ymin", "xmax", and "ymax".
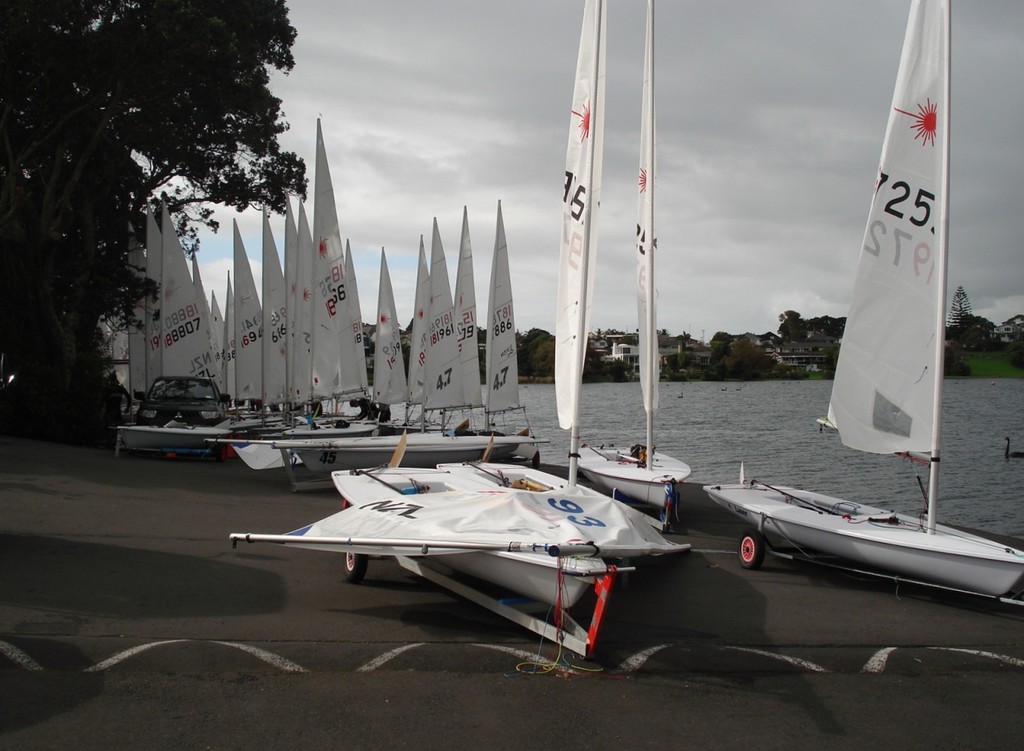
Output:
[{"xmin": 190, "ymin": 0, "xmax": 1024, "ymax": 341}]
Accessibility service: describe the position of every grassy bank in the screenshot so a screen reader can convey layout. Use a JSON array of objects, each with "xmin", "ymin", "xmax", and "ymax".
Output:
[{"xmin": 965, "ymin": 351, "xmax": 1024, "ymax": 378}]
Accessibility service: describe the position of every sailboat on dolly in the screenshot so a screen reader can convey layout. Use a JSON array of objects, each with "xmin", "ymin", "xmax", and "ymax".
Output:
[
  {"xmin": 577, "ymin": 0, "xmax": 691, "ymax": 529},
  {"xmin": 228, "ymin": 0, "xmax": 687, "ymax": 657},
  {"xmin": 704, "ymin": 0, "xmax": 1024, "ymax": 603}
]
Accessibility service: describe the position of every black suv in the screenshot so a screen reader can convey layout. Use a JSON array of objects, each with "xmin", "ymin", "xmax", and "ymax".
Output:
[{"xmin": 134, "ymin": 376, "xmax": 230, "ymax": 427}]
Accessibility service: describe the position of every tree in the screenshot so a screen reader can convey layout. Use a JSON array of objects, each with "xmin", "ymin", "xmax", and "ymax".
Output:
[
  {"xmin": 724, "ymin": 337, "xmax": 775, "ymax": 380},
  {"xmin": 804, "ymin": 315, "xmax": 846, "ymax": 339},
  {"xmin": 0, "ymin": 0, "xmax": 306, "ymax": 441},
  {"xmin": 777, "ymin": 310, "xmax": 807, "ymax": 341},
  {"xmin": 946, "ymin": 285, "xmax": 973, "ymax": 336}
]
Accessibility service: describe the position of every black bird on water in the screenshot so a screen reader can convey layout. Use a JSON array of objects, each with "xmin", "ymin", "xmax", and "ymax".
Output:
[{"xmin": 1005, "ymin": 437, "xmax": 1024, "ymax": 459}]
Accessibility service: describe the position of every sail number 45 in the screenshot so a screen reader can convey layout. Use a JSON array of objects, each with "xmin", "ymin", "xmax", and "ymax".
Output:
[{"xmin": 547, "ymin": 498, "xmax": 605, "ymax": 527}]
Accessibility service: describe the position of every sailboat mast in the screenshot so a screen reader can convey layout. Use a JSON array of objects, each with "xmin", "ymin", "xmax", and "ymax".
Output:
[
  {"xmin": 926, "ymin": 0, "xmax": 951, "ymax": 535},
  {"xmin": 642, "ymin": 0, "xmax": 657, "ymax": 471}
]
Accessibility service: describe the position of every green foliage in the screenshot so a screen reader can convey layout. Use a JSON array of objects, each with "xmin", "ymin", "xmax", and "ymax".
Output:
[
  {"xmin": 777, "ymin": 310, "xmax": 807, "ymax": 341},
  {"xmin": 0, "ymin": 0, "xmax": 305, "ymax": 442}
]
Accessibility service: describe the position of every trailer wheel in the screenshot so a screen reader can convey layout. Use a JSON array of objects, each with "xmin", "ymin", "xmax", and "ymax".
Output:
[
  {"xmin": 344, "ymin": 552, "xmax": 368, "ymax": 584},
  {"xmin": 738, "ymin": 528, "xmax": 766, "ymax": 570}
]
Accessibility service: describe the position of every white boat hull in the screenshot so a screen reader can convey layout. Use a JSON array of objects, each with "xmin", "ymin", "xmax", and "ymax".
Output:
[
  {"xmin": 285, "ymin": 433, "xmax": 542, "ymax": 474},
  {"xmin": 578, "ymin": 445, "xmax": 691, "ymax": 510},
  {"xmin": 704, "ymin": 482, "xmax": 1024, "ymax": 598},
  {"xmin": 118, "ymin": 424, "xmax": 231, "ymax": 452}
]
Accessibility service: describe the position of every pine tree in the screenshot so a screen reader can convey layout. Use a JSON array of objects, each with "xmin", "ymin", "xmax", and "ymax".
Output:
[{"xmin": 947, "ymin": 286, "xmax": 973, "ymax": 332}]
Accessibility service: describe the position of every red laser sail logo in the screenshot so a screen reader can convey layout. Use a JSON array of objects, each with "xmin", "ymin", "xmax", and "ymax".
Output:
[
  {"xmin": 572, "ymin": 100, "xmax": 591, "ymax": 142},
  {"xmin": 894, "ymin": 97, "xmax": 938, "ymax": 146}
]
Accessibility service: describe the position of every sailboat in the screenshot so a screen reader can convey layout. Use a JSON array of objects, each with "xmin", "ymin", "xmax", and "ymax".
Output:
[
  {"xmin": 229, "ymin": 0, "xmax": 687, "ymax": 657},
  {"xmin": 576, "ymin": 0, "xmax": 691, "ymax": 527},
  {"xmin": 704, "ymin": 0, "xmax": 1024, "ymax": 602}
]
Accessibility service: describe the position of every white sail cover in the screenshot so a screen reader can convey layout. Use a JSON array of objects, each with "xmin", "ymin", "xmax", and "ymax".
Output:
[
  {"xmin": 311, "ymin": 119, "xmax": 360, "ymax": 398},
  {"xmin": 259, "ymin": 487, "xmax": 682, "ymax": 561},
  {"xmin": 484, "ymin": 200, "xmax": 520, "ymax": 414},
  {"xmin": 828, "ymin": 0, "xmax": 948, "ymax": 455},
  {"xmin": 232, "ymin": 220, "xmax": 263, "ymax": 401},
  {"xmin": 158, "ymin": 204, "xmax": 215, "ymax": 380},
  {"xmin": 262, "ymin": 212, "xmax": 288, "ymax": 405},
  {"xmin": 406, "ymin": 237, "xmax": 430, "ymax": 406},
  {"xmin": 555, "ymin": 0, "xmax": 606, "ymax": 429},
  {"xmin": 424, "ymin": 218, "xmax": 462, "ymax": 410},
  {"xmin": 373, "ymin": 248, "xmax": 407, "ymax": 405},
  {"xmin": 144, "ymin": 208, "xmax": 162, "ymax": 389},
  {"xmin": 344, "ymin": 239, "xmax": 369, "ymax": 393},
  {"xmin": 454, "ymin": 207, "xmax": 483, "ymax": 408},
  {"xmin": 636, "ymin": 0, "xmax": 659, "ymax": 416}
]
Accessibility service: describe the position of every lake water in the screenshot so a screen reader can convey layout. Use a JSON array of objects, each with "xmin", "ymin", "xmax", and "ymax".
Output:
[{"xmin": 513, "ymin": 378, "xmax": 1024, "ymax": 536}]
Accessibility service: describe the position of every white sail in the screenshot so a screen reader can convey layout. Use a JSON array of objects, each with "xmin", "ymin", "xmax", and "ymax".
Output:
[
  {"xmin": 144, "ymin": 207, "xmax": 162, "ymax": 389},
  {"xmin": 454, "ymin": 206, "xmax": 483, "ymax": 408},
  {"xmin": 372, "ymin": 248, "xmax": 407, "ymax": 406},
  {"xmin": 292, "ymin": 203, "xmax": 314, "ymax": 403},
  {"xmin": 484, "ymin": 200, "xmax": 520, "ymax": 414},
  {"xmin": 311, "ymin": 118, "xmax": 355, "ymax": 398},
  {"xmin": 190, "ymin": 255, "xmax": 217, "ymax": 388},
  {"xmin": 232, "ymin": 220, "xmax": 263, "ymax": 401},
  {"xmin": 406, "ymin": 236, "xmax": 430, "ymax": 406},
  {"xmin": 209, "ymin": 291, "xmax": 224, "ymax": 392},
  {"xmin": 158, "ymin": 204, "xmax": 215, "ymax": 380},
  {"xmin": 555, "ymin": 0, "xmax": 606, "ymax": 482},
  {"xmin": 262, "ymin": 212, "xmax": 288, "ymax": 406},
  {"xmin": 424, "ymin": 218, "xmax": 462, "ymax": 411},
  {"xmin": 222, "ymin": 273, "xmax": 235, "ymax": 396},
  {"xmin": 344, "ymin": 239, "xmax": 369, "ymax": 393},
  {"xmin": 828, "ymin": 0, "xmax": 948, "ymax": 458},
  {"xmin": 636, "ymin": 0, "xmax": 659, "ymax": 424}
]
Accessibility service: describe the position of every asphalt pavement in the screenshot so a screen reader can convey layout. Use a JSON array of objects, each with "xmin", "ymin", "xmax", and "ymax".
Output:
[{"xmin": 2, "ymin": 434, "xmax": 1023, "ymax": 749}]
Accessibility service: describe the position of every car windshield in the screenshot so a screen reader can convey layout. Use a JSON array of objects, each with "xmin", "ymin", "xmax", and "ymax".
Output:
[{"xmin": 149, "ymin": 379, "xmax": 216, "ymax": 401}]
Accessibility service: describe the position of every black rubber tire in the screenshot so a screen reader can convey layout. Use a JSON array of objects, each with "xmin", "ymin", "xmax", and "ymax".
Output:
[
  {"xmin": 344, "ymin": 552, "xmax": 368, "ymax": 584},
  {"xmin": 738, "ymin": 528, "xmax": 766, "ymax": 570}
]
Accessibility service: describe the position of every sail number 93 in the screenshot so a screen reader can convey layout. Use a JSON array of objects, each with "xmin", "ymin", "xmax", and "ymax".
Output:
[{"xmin": 547, "ymin": 498, "xmax": 605, "ymax": 527}]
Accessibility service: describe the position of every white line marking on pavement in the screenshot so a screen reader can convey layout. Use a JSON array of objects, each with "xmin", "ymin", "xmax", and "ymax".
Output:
[
  {"xmin": 85, "ymin": 640, "xmax": 186, "ymax": 672},
  {"xmin": 726, "ymin": 646, "xmax": 828, "ymax": 673},
  {"xmin": 356, "ymin": 643, "xmax": 425, "ymax": 672},
  {"xmin": 930, "ymin": 647, "xmax": 1024, "ymax": 668},
  {"xmin": 617, "ymin": 644, "xmax": 672, "ymax": 673},
  {"xmin": 862, "ymin": 647, "xmax": 898, "ymax": 673},
  {"xmin": 472, "ymin": 643, "xmax": 550, "ymax": 662},
  {"xmin": 213, "ymin": 641, "xmax": 307, "ymax": 673},
  {"xmin": 0, "ymin": 640, "xmax": 43, "ymax": 671}
]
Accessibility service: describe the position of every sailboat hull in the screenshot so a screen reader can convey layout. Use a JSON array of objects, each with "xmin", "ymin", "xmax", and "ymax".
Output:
[
  {"xmin": 579, "ymin": 445, "xmax": 691, "ymax": 509},
  {"xmin": 704, "ymin": 482, "xmax": 1024, "ymax": 598}
]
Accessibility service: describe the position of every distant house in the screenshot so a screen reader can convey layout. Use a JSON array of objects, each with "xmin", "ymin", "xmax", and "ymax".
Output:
[
  {"xmin": 995, "ymin": 322, "xmax": 1022, "ymax": 343},
  {"xmin": 774, "ymin": 332, "xmax": 838, "ymax": 372}
]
